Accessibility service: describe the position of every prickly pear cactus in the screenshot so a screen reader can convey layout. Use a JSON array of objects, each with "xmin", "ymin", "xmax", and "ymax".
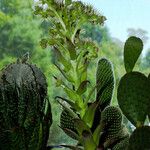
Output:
[
  {"xmin": 60, "ymin": 109, "xmax": 78, "ymax": 140},
  {"xmin": 117, "ymin": 36, "xmax": 150, "ymax": 149},
  {"xmin": 100, "ymin": 106, "xmax": 129, "ymax": 148},
  {"xmin": 96, "ymin": 58, "xmax": 115, "ymax": 111},
  {"xmin": 128, "ymin": 126, "xmax": 150, "ymax": 150},
  {"xmin": 0, "ymin": 61, "xmax": 52, "ymax": 150},
  {"xmin": 117, "ymin": 72, "xmax": 150, "ymax": 127},
  {"xmin": 112, "ymin": 137, "xmax": 129, "ymax": 150}
]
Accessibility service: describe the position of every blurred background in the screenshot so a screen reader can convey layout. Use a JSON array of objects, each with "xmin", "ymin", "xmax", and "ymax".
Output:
[{"xmin": 0, "ymin": 0, "xmax": 149, "ymax": 147}]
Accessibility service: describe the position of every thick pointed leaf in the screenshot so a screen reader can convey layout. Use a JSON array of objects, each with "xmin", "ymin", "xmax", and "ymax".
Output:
[
  {"xmin": 61, "ymin": 128, "xmax": 79, "ymax": 140},
  {"xmin": 93, "ymin": 124, "xmax": 103, "ymax": 146},
  {"xmin": 128, "ymin": 126, "xmax": 150, "ymax": 150},
  {"xmin": 53, "ymin": 46, "xmax": 72, "ymax": 72},
  {"xmin": 63, "ymin": 86, "xmax": 84, "ymax": 109},
  {"xmin": 83, "ymin": 102, "xmax": 98, "ymax": 128},
  {"xmin": 117, "ymin": 72, "xmax": 150, "ymax": 127},
  {"xmin": 124, "ymin": 36, "xmax": 143, "ymax": 72},
  {"xmin": 55, "ymin": 96, "xmax": 80, "ymax": 110},
  {"xmin": 66, "ymin": 37, "xmax": 77, "ymax": 60},
  {"xmin": 76, "ymin": 80, "xmax": 90, "ymax": 95},
  {"xmin": 74, "ymin": 119, "xmax": 90, "ymax": 136},
  {"xmin": 96, "ymin": 58, "xmax": 115, "ymax": 110},
  {"xmin": 54, "ymin": 63, "xmax": 74, "ymax": 83},
  {"xmin": 81, "ymin": 130, "xmax": 96, "ymax": 150}
]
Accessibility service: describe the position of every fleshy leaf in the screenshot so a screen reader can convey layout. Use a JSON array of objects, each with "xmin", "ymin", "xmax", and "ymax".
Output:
[
  {"xmin": 81, "ymin": 130, "xmax": 96, "ymax": 150},
  {"xmin": 55, "ymin": 96, "xmax": 80, "ymax": 110},
  {"xmin": 93, "ymin": 124, "xmax": 103, "ymax": 146},
  {"xmin": 83, "ymin": 102, "xmax": 98, "ymax": 128},
  {"xmin": 63, "ymin": 86, "xmax": 84, "ymax": 108},
  {"xmin": 117, "ymin": 72, "xmax": 150, "ymax": 127},
  {"xmin": 124, "ymin": 36, "xmax": 143, "ymax": 72},
  {"xmin": 53, "ymin": 46, "xmax": 72, "ymax": 72},
  {"xmin": 74, "ymin": 119, "xmax": 90, "ymax": 136},
  {"xmin": 66, "ymin": 37, "xmax": 77, "ymax": 60},
  {"xmin": 76, "ymin": 80, "xmax": 90, "ymax": 95}
]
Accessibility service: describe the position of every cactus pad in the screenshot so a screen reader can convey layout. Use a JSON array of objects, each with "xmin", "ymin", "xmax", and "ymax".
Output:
[
  {"xmin": 128, "ymin": 126, "xmax": 150, "ymax": 150},
  {"xmin": 101, "ymin": 106, "xmax": 124, "ymax": 142},
  {"xmin": 124, "ymin": 36, "xmax": 143, "ymax": 72},
  {"xmin": 117, "ymin": 72, "xmax": 150, "ymax": 127},
  {"xmin": 0, "ymin": 62, "xmax": 52, "ymax": 150},
  {"xmin": 60, "ymin": 109, "xmax": 78, "ymax": 139},
  {"xmin": 96, "ymin": 58, "xmax": 115, "ymax": 111},
  {"xmin": 112, "ymin": 137, "xmax": 129, "ymax": 150},
  {"xmin": 101, "ymin": 106, "xmax": 122, "ymax": 127}
]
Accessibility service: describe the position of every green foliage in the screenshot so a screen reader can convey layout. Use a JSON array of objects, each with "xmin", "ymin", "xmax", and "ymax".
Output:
[{"xmin": 0, "ymin": 60, "xmax": 52, "ymax": 150}]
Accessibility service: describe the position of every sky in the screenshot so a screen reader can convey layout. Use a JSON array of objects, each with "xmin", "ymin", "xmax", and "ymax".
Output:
[{"xmin": 81, "ymin": 0, "xmax": 150, "ymax": 50}]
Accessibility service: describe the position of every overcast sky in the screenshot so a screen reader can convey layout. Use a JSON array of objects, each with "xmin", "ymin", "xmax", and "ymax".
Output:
[{"xmin": 81, "ymin": 0, "xmax": 150, "ymax": 50}]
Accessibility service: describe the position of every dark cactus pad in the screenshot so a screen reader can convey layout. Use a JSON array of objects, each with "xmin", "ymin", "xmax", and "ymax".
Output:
[
  {"xmin": 128, "ymin": 126, "xmax": 150, "ymax": 150},
  {"xmin": 0, "ymin": 62, "xmax": 51, "ymax": 150},
  {"xmin": 96, "ymin": 58, "xmax": 115, "ymax": 111},
  {"xmin": 101, "ymin": 106, "xmax": 122, "ymax": 127},
  {"xmin": 117, "ymin": 72, "xmax": 150, "ymax": 127},
  {"xmin": 60, "ymin": 109, "xmax": 78, "ymax": 139},
  {"xmin": 101, "ymin": 106, "xmax": 124, "ymax": 142},
  {"xmin": 112, "ymin": 137, "xmax": 129, "ymax": 150}
]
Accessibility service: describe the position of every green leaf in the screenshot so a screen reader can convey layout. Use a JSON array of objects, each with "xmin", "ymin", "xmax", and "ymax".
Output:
[
  {"xmin": 124, "ymin": 36, "xmax": 143, "ymax": 72},
  {"xmin": 76, "ymin": 80, "xmax": 90, "ymax": 95},
  {"xmin": 81, "ymin": 130, "xmax": 97, "ymax": 150},
  {"xmin": 128, "ymin": 126, "xmax": 150, "ymax": 150},
  {"xmin": 63, "ymin": 86, "xmax": 84, "ymax": 108},
  {"xmin": 65, "ymin": 0, "xmax": 72, "ymax": 5},
  {"xmin": 93, "ymin": 124, "xmax": 103, "ymax": 146},
  {"xmin": 55, "ymin": 96, "xmax": 80, "ymax": 110},
  {"xmin": 66, "ymin": 37, "xmax": 77, "ymax": 60},
  {"xmin": 54, "ymin": 63, "xmax": 74, "ymax": 83},
  {"xmin": 53, "ymin": 46, "xmax": 72, "ymax": 72},
  {"xmin": 117, "ymin": 72, "xmax": 150, "ymax": 127},
  {"xmin": 83, "ymin": 102, "xmax": 98, "ymax": 128},
  {"xmin": 74, "ymin": 119, "xmax": 90, "ymax": 136},
  {"xmin": 60, "ymin": 128, "xmax": 79, "ymax": 140},
  {"xmin": 96, "ymin": 58, "xmax": 115, "ymax": 110}
]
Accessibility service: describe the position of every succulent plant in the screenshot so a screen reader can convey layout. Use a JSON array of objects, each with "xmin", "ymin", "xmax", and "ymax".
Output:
[
  {"xmin": 100, "ymin": 106, "xmax": 129, "ymax": 149},
  {"xmin": 117, "ymin": 36, "xmax": 150, "ymax": 149},
  {"xmin": 96, "ymin": 58, "xmax": 115, "ymax": 111},
  {"xmin": 128, "ymin": 126, "xmax": 150, "ymax": 150},
  {"xmin": 0, "ymin": 58, "xmax": 52, "ymax": 150},
  {"xmin": 35, "ymin": 0, "xmax": 150, "ymax": 149},
  {"xmin": 60, "ymin": 109, "xmax": 78, "ymax": 140}
]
